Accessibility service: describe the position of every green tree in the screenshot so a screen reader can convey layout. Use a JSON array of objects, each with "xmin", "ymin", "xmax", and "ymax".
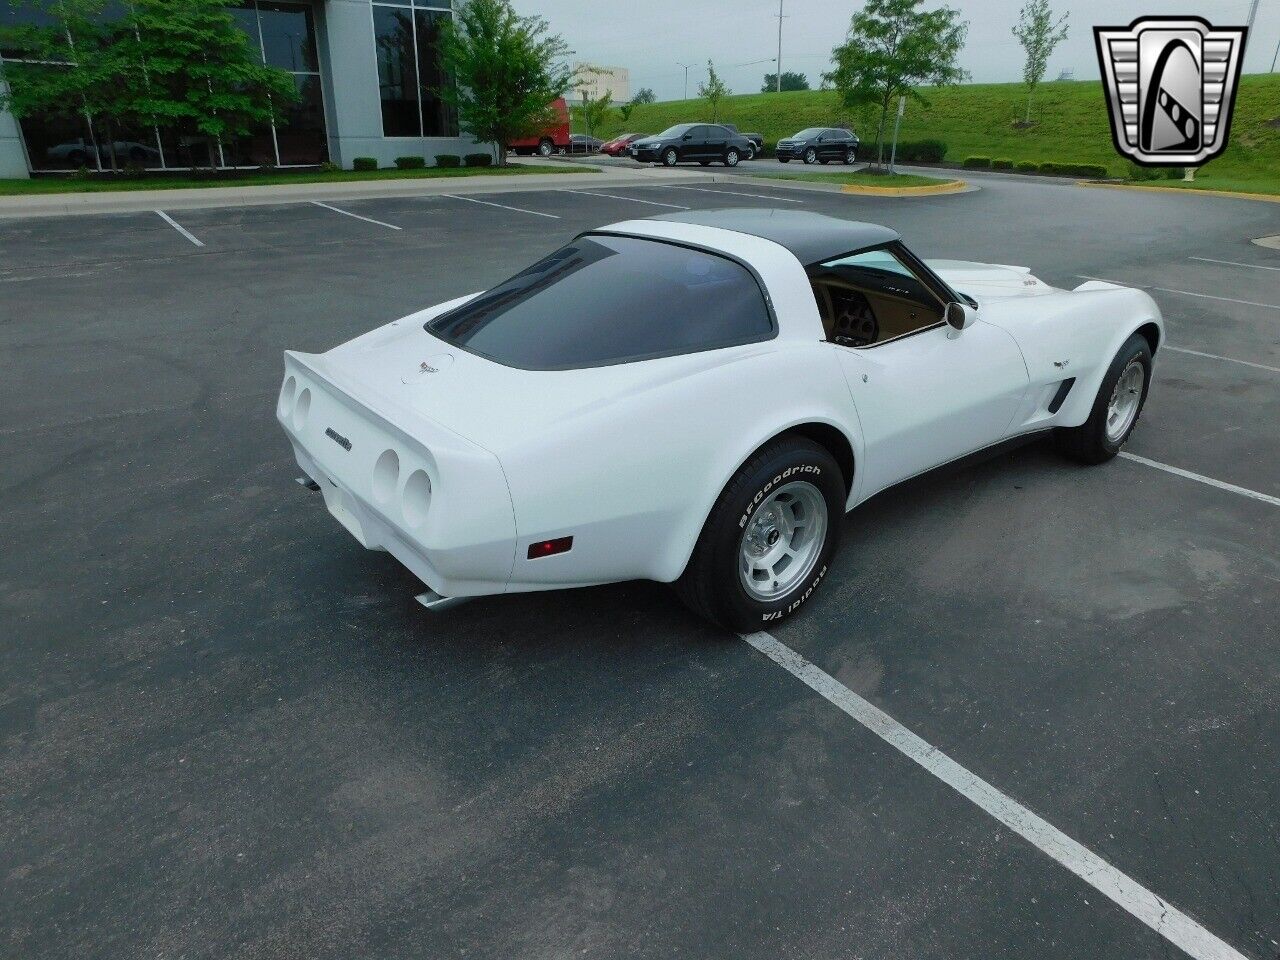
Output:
[
  {"xmin": 824, "ymin": 0, "xmax": 968, "ymax": 167},
  {"xmin": 762, "ymin": 71, "xmax": 810, "ymax": 93},
  {"xmin": 632, "ymin": 87, "xmax": 656, "ymax": 105},
  {"xmin": 618, "ymin": 102, "xmax": 635, "ymax": 123},
  {"xmin": 439, "ymin": 0, "xmax": 573, "ymax": 167},
  {"xmin": 0, "ymin": 0, "xmax": 137, "ymax": 171},
  {"xmin": 697, "ymin": 60, "xmax": 728, "ymax": 121},
  {"xmin": 579, "ymin": 87, "xmax": 613, "ymax": 138},
  {"xmin": 123, "ymin": 0, "xmax": 297, "ymax": 169},
  {"xmin": 1012, "ymin": 0, "xmax": 1068, "ymax": 124}
]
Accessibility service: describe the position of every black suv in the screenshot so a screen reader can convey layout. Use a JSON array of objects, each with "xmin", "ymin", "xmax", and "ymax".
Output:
[
  {"xmin": 630, "ymin": 124, "xmax": 754, "ymax": 167},
  {"xmin": 775, "ymin": 127, "xmax": 859, "ymax": 165}
]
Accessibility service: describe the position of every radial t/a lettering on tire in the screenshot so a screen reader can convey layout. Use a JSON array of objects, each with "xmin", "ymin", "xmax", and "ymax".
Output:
[{"xmin": 676, "ymin": 437, "xmax": 844, "ymax": 632}]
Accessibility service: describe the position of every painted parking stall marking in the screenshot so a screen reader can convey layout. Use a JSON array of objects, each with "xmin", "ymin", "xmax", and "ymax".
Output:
[
  {"xmin": 558, "ymin": 189, "xmax": 689, "ymax": 209},
  {"xmin": 309, "ymin": 200, "xmax": 402, "ymax": 231},
  {"xmin": 1165, "ymin": 346, "xmax": 1280, "ymax": 374},
  {"xmin": 657, "ymin": 185, "xmax": 807, "ymax": 204},
  {"xmin": 440, "ymin": 194, "xmax": 561, "ymax": 219},
  {"xmin": 741, "ymin": 630, "xmax": 1252, "ymax": 960},
  {"xmin": 1118, "ymin": 452, "xmax": 1280, "ymax": 507},
  {"xmin": 1153, "ymin": 286, "xmax": 1280, "ymax": 312},
  {"xmin": 155, "ymin": 210, "xmax": 204, "ymax": 247},
  {"xmin": 1189, "ymin": 256, "xmax": 1280, "ymax": 273}
]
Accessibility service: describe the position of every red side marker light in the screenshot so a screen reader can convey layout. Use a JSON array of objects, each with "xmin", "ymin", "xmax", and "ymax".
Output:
[{"xmin": 527, "ymin": 536, "xmax": 573, "ymax": 559}]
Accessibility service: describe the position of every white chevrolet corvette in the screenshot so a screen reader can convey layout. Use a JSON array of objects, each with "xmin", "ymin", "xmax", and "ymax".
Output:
[{"xmin": 278, "ymin": 209, "xmax": 1162, "ymax": 630}]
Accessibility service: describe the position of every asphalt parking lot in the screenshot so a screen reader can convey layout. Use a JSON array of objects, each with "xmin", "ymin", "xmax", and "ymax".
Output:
[{"xmin": 2, "ymin": 172, "xmax": 1278, "ymax": 960}]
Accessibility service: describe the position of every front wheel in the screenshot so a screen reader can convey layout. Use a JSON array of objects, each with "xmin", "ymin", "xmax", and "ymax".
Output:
[
  {"xmin": 676, "ymin": 437, "xmax": 844, "ymax": 632},
  {"xmin": 1055, "ymin": 333, "xmax": 1152, "ymax": 464},
  {"xmin": 662, "ymin": 147, "xmax": 679, "ymax": 167},
  {"xmin": 777, "ymin": 157, "xmax": 790, "ymax": 164},
  {"xmin": 803, "ymin": 148, "xmax": 818, "ymax": 165}
]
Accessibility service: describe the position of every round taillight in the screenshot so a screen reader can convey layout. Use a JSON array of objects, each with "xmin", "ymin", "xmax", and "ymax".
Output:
[
  {"xmin": 372, "ymin": 449, "xmax": 400, "ymax": 506},
  {"xmin": 401, "ymin": 469, "xmax": 433, "ymax": 527},
  {"xmin": 278, "ymin": 376, "xmax": 296, "ymax": 417},
  {"xmin": 292, "ymin": 388, "xmax": 311, "ymax": 430}
]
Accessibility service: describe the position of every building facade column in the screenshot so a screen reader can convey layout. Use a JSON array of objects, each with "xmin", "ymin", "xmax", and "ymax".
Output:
[{"xmin": 0, "ymin": 70, "xmax": 32, "ymax": 179}]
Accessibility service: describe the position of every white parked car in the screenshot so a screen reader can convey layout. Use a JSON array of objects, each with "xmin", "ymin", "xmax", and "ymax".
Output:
[{"xmin": 278, "ymin": 210, "xmax": 1162, "ymax": 630}]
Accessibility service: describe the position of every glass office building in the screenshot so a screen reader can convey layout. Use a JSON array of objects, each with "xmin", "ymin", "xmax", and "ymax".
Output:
[{"xmin": 0, "ymin": 0, "xmax": 472, "ymax": 178}]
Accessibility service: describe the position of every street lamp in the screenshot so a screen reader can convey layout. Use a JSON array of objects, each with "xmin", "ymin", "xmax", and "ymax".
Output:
[{"xmin": 677, "ymin": 62, "xmax": 694, "ymax": 101}]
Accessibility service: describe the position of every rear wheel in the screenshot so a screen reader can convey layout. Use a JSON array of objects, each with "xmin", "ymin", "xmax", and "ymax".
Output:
[
  {"xmin": 676, "ymin": 437, "xmax": 844, "ymax": 632},
  {"xmin": 745, "ymin": 144, "xmax": 757, "ymax": 160},
  {"xmin": 1055, "ymin": 333, "xmax": 1152, "ymax": 464},
  {"xmin": 537, "ymin": 139, "xmax": 554, "ymax": 157},
  {"xmin": 843, "ymin": 148, "xmax": 857, "ymax": 165},
  {"xmin": 725, "ymin": 148, "xmax": 740, "ymax": 167},
  {"xmin": 778, "ymin": 157, "xmax": 790, "ymax": 164}
]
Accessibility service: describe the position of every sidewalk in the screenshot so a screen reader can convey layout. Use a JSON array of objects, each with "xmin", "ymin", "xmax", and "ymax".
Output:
[{"xmin": 0, "ymin": 162, "xmax": 717, "ymax": 218}]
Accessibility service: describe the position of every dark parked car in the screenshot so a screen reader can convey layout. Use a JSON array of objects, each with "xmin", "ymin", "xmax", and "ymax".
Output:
[
  {"xmin": 629, "ymin": 123, "xmax": 753, "ymax": 167},
  {"xmin": 721, "ymin": 124, "xmax": 764, "ymax": 159},
  {"xmin": 568, "ymin": 134, "xmax": 604, "ymax": 154},
  {"xmin": 775, "ymin": 127, "xmax": 859, "ymax": 165}
]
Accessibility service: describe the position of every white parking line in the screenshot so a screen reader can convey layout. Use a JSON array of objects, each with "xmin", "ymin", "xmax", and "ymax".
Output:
[
  {"xmin": 440, "ymin": 194, "xmax": 561, "ymax": 218},
  {"xmin": 309, "ymin": 200, "xmax": 402, "ymax": 230},
  {"xmin": 1153, "ymin": 286, "xmax": 1280, "ymax": 311},
  {"xmin": 1189, "ymin": 256, "xmax": 1280, "ymax": 273},
  {"xmin": 1165, "ymin": 346, "xmax": 1280, "ymax": 374},
  {"xmin": 742, "ymin": 630, "xmax": 1250, "ymax": 960},
  {"xmin": 559, "ymin": 189, "xmax": 688, "ymax": 209},
  {"xmin": 658, "ymin": 185, "xmax": 806, "ymax": 203},
  {"xmin": 155, "ymin": 210, "xmax": 204, "ymax": 247},
  {"xmin": 1119, "ymin": 452, "xmax": 1280, "ymax": 507}
]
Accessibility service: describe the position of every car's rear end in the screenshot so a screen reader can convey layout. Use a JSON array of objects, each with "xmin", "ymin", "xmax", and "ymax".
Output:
[{"xmin": 277, "ymin": 349, "xmax": 517, "ymax": 600}]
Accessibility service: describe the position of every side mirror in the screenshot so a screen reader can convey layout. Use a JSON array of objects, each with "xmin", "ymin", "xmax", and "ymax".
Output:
[
  {"xmin": 945, "ymin": 302, "xmax": 977, "ymax": 331},
  {"xmin": 682, "ymin": 134, "xmax": 693, "ymax": 141}
]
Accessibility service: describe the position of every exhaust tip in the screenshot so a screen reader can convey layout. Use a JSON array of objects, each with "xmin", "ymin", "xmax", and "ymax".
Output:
[
  {"xmin": 295, "ymin": 476, "xmax": 321, "ymax": 491},
  {"xmin": 415, "ymin": 589, "xmax": 471, "ymax": 613}
]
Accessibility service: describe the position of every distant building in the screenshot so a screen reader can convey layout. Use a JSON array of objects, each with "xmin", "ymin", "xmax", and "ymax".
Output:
[
  {"xmin": 1055, "ymin": 68, "xmax": 1076, "ymax": 82},
  {"xmin": 573, "ymin": 63, "xmax": 631, "ymax": 105}
]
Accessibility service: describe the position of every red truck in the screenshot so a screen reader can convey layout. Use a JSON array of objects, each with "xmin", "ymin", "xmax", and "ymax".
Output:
[{"xmin": 509, "ymin": 98, "xmax": 571, "ymax": 157}]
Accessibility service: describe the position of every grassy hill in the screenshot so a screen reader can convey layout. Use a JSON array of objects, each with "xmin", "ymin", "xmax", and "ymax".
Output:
[{"xmin": 587, "ymin": 74, "xmax": 1280, "ymax": 193}]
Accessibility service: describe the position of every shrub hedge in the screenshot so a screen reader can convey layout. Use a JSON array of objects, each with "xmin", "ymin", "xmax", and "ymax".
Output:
[
  {"xmin": 962, "ymin": 156, "xmax": 992, "ymax": 168},
  {"xmin": 351, "ymin": 157, "xmax": 377, "ymax": 171},
  {"xmin": 394, "ymin": 155, "xmax": 426, "ymax": 169},
  {"xmin": 894, "ymin": 139, "xmax": 946, "ymax": 162},
  {"xmin": 435, "ymin": 154, "xmax": 461, "ymax": 168},
  {"xmin": 1015, "ymin": 160, "xmax": 1040, "ymax": 172},
  {"xmin": 1039, "ymin": 161, "xmax": 1109, "ymax": 178},
  {"xmin": 464, "ymin": 153, "xmax": 493, "ymax": 167},
  {"xmin": 991, "ymin": 158, "xmax": 1014, "ymax": 169}
]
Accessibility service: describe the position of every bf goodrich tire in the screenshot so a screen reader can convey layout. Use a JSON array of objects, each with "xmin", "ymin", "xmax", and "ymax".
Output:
[
  {"xmin": 1055, "ymin": 333, "xmax": 1152, "ymax": 464},
  {"xmin": 676, "ymin": 437, "xmax": 844, "ymax": 632}
]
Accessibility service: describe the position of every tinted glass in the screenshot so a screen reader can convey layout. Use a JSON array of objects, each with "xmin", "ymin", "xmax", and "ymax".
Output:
[
  {"xmin": 276, "ymin": 74, "xmax": 329, "ymax": 164},
  {"xmin": 415, "ymin": 8, "xmax": 456, "ymax": 136},
  {"xmin": 374, "ymin": 5, "xmax": 420, "ymax": 136},
  {"xmin": 655, "ymin": 124, "xmax": 695, "ymax": 138},
  {"xmin": 257, "ymin": 2, "xmax": 318, "ymax": 72},
  {"xmin": 793, "ymin": 128, "xmax": 824, "ymax": 139},
  {"xmin": 429, "ymin": 236, "xmax": 774, "ymax": 369}
]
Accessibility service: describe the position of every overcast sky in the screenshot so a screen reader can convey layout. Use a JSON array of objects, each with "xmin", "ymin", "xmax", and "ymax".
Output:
[{"xmin": 512, "ymin": 0, "xmax": 1280, "ymax": 100}]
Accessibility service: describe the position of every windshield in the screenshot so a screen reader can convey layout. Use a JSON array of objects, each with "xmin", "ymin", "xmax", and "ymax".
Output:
[
  {"xmin": 654, "ymin": 124, "xmax": 696, "ymax": 139},
  {"xmin": 792, "ymin": 128, "xmax": 825, "ymax": 139},
  {"xmin": 427, "ymin": 235, "xmax": 774, "ymax": 369}
]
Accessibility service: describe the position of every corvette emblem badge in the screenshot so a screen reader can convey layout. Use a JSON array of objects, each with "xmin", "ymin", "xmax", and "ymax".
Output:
[{"xmin": 1094, "ymin": 16, "xmax": 1246, "ymax": 167}]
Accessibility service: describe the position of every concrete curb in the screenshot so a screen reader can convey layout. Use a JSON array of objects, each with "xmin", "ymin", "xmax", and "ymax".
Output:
[
  {"xmin": 840, "ymin": 179, "xmax": 968, "ymax": 197},
  {"xmin": 1077, "ymin": 180, "xmax": 1280, "ymax": 205}
]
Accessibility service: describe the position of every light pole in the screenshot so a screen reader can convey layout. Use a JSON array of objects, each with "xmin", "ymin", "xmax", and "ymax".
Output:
[
  {"xmin": 1272, "ymin": 31, "xmax": 1280, "ymax": 71},
  {"xmin": 678, "ymin": 62, "xmax": 694, "ymax": 101},
  {"xmin": 774, "ymin": 0, "xmax": 786, "ymax": 93}
]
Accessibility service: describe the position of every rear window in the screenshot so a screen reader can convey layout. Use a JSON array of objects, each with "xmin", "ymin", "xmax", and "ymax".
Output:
[{"xmin": 427, "ymin": 235, "xmax": 774, "ymax": 369}]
